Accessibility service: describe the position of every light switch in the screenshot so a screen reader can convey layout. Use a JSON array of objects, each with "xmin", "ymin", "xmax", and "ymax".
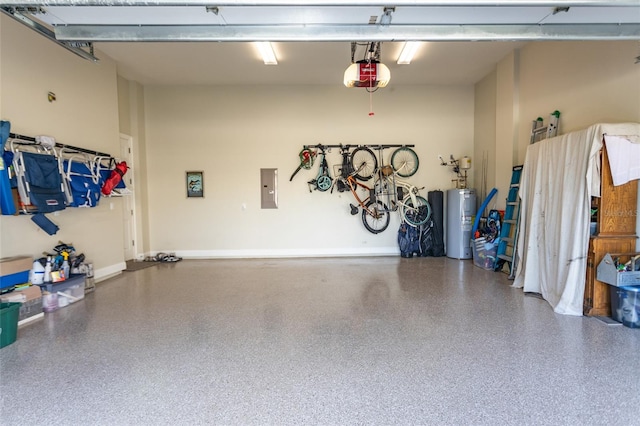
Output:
[{"xmin": 260, "ymin": 168, "xmax": 278, "ymax": 209}]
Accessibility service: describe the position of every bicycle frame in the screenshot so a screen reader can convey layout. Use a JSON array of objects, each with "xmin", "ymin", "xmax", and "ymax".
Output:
[
  {"xmin": 395, "ymin": 178, "xmax": 421, "ymax": 211},
  {"xmin": 374, "ymin": 169, "xmax": 430, "ymax": 227},
  {"xmin": 334, "ymin": 167, "xmax": 377, "ymax": 216},
  {"xmin": 370, "ymin": 145, "xmax": 419, "ymax": 210},
  {"xmin": 307, "ymin": 145, "xmax": 332, "ymax": 192},
  {"xmin": 375, "ymin": 173, "xmax": 419, "ymax": 209}
]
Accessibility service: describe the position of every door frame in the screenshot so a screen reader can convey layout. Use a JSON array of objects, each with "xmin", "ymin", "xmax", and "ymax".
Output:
[{"xmin": 120, "ymin": 133, "xmax": 138, "ymax": 261}]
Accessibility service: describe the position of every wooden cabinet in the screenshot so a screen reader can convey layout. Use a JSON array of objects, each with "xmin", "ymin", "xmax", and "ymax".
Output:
[
  {"xmin": 584, "ymin": 146, "xmax": 638, "ymax": 316},
  {"xmin": 595, "ymin": 147, "xmax": 638, "ymax": 236},
  {"xmin": 584, "ymin": 236, "xmax": 637, "ymax": 316}
]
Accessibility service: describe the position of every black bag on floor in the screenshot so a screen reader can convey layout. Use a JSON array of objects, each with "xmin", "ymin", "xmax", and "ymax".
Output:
[
  {"xmin": 422, "ymin": 190, "xmax": 445, "ymax": 257},
  {"xmin": 398, "ymin": 222, "xmax": 421, "ymax": 258}
]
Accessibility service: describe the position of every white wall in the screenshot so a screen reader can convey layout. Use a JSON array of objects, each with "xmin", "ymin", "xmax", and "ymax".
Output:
[
  {"xmin": 6, "ymin": 28, "xmax": 638, "ymax": 266},
  {"xmin": 144, "ymin": 84, "xmax": 474, "ymax": 257},
  {"xmin": 117, "ymin": 76, "xmax": 151, "ymax": 258},
  {"xmin": 0, "ymin": 15, "xmax": 125, "ymax": 278},
  {"xmin": 494, "ymin": 51, "xmax": 520, "ymax": 210},
  {"xmin": 476, "ymin": 40, "xmax": 640, "ymax": 244},
  {"xmin": 473, "ymin": 69, "xmax": 497, "ymax": 210},
  {"xmin": 516, "ymin": 41, "xmax": 640, "ymax": 162}
]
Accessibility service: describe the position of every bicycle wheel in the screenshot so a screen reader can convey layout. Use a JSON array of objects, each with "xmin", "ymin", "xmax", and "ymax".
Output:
[
  {"xmin": 350, "ymin": 147, "xmax": 378, "ymax": 181},
  {"xmin": 316, "ymin": 174, "xmax": 332, "ymax": 192},
  {"xmin": 391, "ymin": 147, "xmax": 419, "ymax": 177},
  {"xmin": 362, "ymin": 200, "xmax": 390, "ymax": 234},
  {"xmin": 401, "ymin": 195, "xmax": 431, "ymax": 227}
]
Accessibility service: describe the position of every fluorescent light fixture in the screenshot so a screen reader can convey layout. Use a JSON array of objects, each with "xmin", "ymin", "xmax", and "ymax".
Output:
[
  {"xmin": 397, "ymin": 41, "xmax": 421, "ymax": 65},
  {"xmin": 255, "ymin": 41, "xmax": 277, "ymax": 65}
]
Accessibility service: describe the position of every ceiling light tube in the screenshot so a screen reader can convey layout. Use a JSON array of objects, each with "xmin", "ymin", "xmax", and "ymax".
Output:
[
  {"xmin": 256, "ymin": 41, "xmax": 277, "ymax": 65},
  {"xmin": 397, "ymin": 41, "xmax": 421, "ymax": 64}
]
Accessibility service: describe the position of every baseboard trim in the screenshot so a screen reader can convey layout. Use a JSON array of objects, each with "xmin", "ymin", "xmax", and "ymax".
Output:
[
  {"xmin": 154, "ymin": 248, "xmax": 401, "ymax": 259},
  {"xmin": 18, "ymin": 312, "xmax": 44, "ymax": 327},
  {"xmin": 94, "ymin": 261, "xmax": 126, "ymax": 282}
]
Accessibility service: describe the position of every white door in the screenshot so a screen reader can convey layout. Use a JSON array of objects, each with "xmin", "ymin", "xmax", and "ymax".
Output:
[{"xmin": 120, "ymin": 134, "xmax": 137, "ymax": 261}]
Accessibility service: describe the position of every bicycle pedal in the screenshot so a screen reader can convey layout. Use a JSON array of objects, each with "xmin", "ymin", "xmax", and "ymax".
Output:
[{"xmin": 350, "ymin": 204, "xmax": 359, "ymax": 215}]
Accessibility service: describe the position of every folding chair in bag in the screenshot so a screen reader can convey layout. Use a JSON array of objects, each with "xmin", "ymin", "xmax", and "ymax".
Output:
[
  {"xmin": 61, "ymin": 150, "xmax": 102, "ymax": 208},
  {"xmin": 11, "ymin": 141, "xmax": 67, "ymax": 213}
]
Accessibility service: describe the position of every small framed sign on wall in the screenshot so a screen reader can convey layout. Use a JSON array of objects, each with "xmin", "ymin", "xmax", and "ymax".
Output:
[{"xmin": 186, "ymin": 171, "xmax": 204, "ymax": 198}]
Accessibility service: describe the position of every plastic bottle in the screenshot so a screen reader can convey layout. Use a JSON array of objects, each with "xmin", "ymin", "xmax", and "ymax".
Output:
[
  {"xmin": 30, "ymin": 259, "xmax": 45, "ymax": 285},
  {"xmin": 43, "ymin": 256, "xmax": 53, "ymax": 283},
  {"xmin": 61, "ymin": 252, "xmax": 70, "ymax": 280}
]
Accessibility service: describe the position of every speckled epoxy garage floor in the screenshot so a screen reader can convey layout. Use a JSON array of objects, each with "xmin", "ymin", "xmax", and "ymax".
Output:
[{"xmin": 1, "ymin": 257, "xmax": 639, "ymax": 425}]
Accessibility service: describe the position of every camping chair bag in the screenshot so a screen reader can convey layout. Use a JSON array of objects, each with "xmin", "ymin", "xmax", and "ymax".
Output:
[
  {"xmin": 64, "ymin": 159, "xmax": 101, "ymax": 207},
  {"xmin": 21, "ymin": 152, "xmax": 66, "ymax": 213}
]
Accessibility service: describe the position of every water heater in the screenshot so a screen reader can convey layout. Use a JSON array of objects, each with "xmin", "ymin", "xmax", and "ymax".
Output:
[{"xmin": 446, "ymin": 188, "xmax": 476, "ymax": 259}]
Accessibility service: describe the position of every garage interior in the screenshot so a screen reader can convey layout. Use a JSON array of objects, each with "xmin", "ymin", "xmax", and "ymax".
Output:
[{"xmin": 1, "ymin": 1, "xmax": 640, "ymax": 424}]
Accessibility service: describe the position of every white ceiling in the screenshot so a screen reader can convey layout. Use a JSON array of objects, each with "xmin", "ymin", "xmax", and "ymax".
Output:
[
  {"xmin": 95, "ymin": 41, "xmax": 526, "ymax": 86},
  {"xmin": 2, "ymin": 1, "xmax": 639, "ymax": 86}
]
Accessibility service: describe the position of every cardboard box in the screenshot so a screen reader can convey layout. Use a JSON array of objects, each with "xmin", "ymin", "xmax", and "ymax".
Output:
[
  {"xmin": 19, "ymin": 285, "xmax": 42, "ymax": 302},
  {"xmin": 0, "ymin": 256, "xmax": 32, "ymax": 276},
  {"xmin": 0, "ymin": 285, "xmax": 40, "ymax": 303},
  {"xmin": 0, "ymin": 256, "xmax": 32, "ymax": 290}
]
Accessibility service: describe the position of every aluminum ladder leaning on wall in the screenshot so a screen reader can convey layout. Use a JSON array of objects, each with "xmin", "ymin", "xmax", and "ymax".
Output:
[
  {"xmin": 530, "ymin": 110, "xmax": 560, "ymax": 144},
  {"xmin": 494, "ymin": 165, "xmax": 523, "ymax": 279}
]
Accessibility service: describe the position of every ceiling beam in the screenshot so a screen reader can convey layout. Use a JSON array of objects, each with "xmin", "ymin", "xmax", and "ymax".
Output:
[
  {"xmin": 0, "ymin": 0, "xmax": 638, "ymax": 6},
  {"xmin": 0, "ymin": 7, "xmax": 99, "ymax": 61},
  {"xmin": 54, "ymin": 23, "xmax": 640, "ymax": 41}
]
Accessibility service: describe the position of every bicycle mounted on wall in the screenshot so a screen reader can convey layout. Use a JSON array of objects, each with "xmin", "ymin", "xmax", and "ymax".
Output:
[
  {"xmin": 296, "ymin": 143, "xmax": 430, "ymax": 234},
  {"xmin": 369, "ymin": 145, "xmax": 430, "ymax": 229},
  {"xmin": 307, "ymin": 144, "xmax": 332, "ymax": 192}
]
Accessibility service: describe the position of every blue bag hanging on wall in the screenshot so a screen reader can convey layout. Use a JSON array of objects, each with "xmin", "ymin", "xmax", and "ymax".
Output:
[{"xmin": 0, "ymin": 120, "xmax": 17, "ymax": 215}]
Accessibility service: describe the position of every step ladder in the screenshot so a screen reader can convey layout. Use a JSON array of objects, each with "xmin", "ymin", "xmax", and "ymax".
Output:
[
  {"xmin": 494, "ymin": 165, "xmax": 523, "ymax": 279},
  {"xmin": 530, "ymin": 110, "xmax": 560, "ymax": 144}
]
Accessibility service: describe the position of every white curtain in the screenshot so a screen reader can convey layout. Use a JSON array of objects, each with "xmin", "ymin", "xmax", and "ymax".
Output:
[{"xmin": 513, "ymin": 123, "xmax": 640, "ymax": 316}]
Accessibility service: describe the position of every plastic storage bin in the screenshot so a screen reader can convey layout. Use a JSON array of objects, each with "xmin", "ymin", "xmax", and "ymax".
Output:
[
  {"xmin": 597, "ymin": 253, "xmax": 640, "ymax": 287},
  {"xmin": 597, "ymin": 253, "xmax": 640, "ymax": 328},
  {"xmin": 0, "ymin": 302, "xmax": 21, "ymax": 348},
  {"xmin": 472, "ymin": 237, "xmax": 499, "ymax": 270},
  {"xmin": 38, "ymin": 274, "xmax": 85, "ymax": 312},
  {"xmin": 610, "ymin": 285, "xmax": 640, "ymax": 328}
]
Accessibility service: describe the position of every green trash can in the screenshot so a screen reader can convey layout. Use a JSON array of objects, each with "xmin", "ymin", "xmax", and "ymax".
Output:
[{"xmin": 0, "ymin": 302, "xmax": 21, "ymax": 349}]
